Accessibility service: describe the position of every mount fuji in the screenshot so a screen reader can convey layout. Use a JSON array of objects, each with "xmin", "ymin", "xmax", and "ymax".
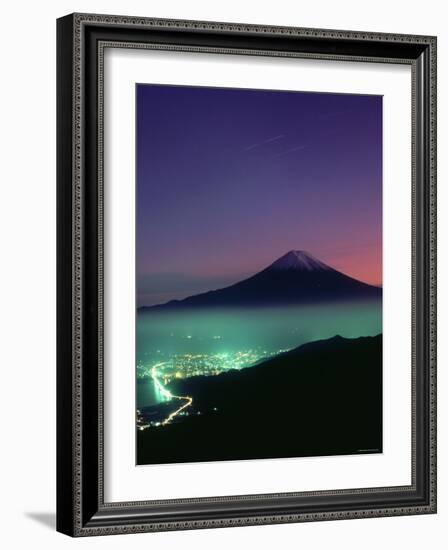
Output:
[{"xmin": 140, "ymin": 250, "xmax": 381, "ymax": 311}]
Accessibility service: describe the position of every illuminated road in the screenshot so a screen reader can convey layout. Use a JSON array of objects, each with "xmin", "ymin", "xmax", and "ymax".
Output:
[{"xmin": 151, "ymin": 363, "xmax": 193, "ymax": 426}]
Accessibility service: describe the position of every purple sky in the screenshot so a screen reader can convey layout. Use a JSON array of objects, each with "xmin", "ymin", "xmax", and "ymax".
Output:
[{"xmin": 137, "ymin": 84, "xmax": 382, "ymax": 307}]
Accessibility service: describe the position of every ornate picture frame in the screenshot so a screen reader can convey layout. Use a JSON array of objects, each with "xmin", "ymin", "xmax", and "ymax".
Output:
[{"xmin": 57, "ymin": 13, "xmax": 437, "ymax": 537}]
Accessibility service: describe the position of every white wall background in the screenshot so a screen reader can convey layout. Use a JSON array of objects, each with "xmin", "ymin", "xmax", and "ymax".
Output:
[{"xmin": 0, "ymin": 1, "xmax": 445, "ymax": 548}]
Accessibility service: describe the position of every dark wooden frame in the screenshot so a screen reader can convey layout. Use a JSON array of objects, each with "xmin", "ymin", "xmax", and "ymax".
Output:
[{"xmin": 57, "ymin": 13, "xmax": 437, "ymax": 537}]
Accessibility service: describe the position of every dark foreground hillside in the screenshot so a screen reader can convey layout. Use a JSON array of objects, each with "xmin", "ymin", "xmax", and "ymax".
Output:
[{"xmin": 137, "ymin": 334, "xmax": 382, "ymax": 465}]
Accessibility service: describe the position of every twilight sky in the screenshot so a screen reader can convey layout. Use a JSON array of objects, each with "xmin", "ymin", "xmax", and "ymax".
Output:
[{"xmin": 137, "ymin": 84, "xmax": 382, "ymax": 307}]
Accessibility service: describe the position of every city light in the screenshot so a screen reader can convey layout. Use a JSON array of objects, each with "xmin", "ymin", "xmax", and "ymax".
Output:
[
  {"xmin": 137, "ymin": 346, "xmax": 290, "ymax": 429},
  {"xmin": 151, "ymin": 363, "xmax": 193, "ymax": 426}
]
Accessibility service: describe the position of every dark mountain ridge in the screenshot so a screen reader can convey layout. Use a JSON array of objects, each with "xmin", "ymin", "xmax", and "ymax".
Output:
[
  {"xmin": 137, "ymin": 333, "xmax": 383, "ymax": 464},
  {"xmin": 140, "ymin": 250, "xmax": 381, "ymax": 311}
]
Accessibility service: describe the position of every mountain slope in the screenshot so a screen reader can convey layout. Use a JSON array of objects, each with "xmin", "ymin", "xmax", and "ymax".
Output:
[
  {"xmin": 140, "ymin": 250, "xmax": 381, "ymax": 311},
  {"xmin": 138, "ymin": 334, "xmax": 383, "ymax": 464}
]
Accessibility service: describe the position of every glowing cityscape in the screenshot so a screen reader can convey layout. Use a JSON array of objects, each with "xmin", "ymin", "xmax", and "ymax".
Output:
[{"xmin": 136, "ymin": 346, "xmax": 290, "ymax": 429}]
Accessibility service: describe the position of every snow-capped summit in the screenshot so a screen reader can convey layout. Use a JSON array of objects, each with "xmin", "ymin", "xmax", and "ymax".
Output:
[
  {"xmin": 140, "ymin": 249, "xmax": 381, "ymax": 311},
  {"xmin": 267, "ymin": 250, "xmax": 332, "ymax": 272}
]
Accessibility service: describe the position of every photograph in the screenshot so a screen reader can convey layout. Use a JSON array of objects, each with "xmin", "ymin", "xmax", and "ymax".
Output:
[
  {"xmin": 0, "ymin": 0, "xmax": 442, "ymax": 544},
  {"xmin": 51, "ymin": 7, "xmax": 437, "ymax": 540},
  {"xmin": 135, "ymin": 84, "xmax": 383, "ymax": 465}
]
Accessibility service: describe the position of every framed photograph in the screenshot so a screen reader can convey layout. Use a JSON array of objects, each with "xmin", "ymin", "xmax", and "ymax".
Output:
[{"xmin": 57, "ymin": 13, "xmax": 437, "ymax": 536}]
